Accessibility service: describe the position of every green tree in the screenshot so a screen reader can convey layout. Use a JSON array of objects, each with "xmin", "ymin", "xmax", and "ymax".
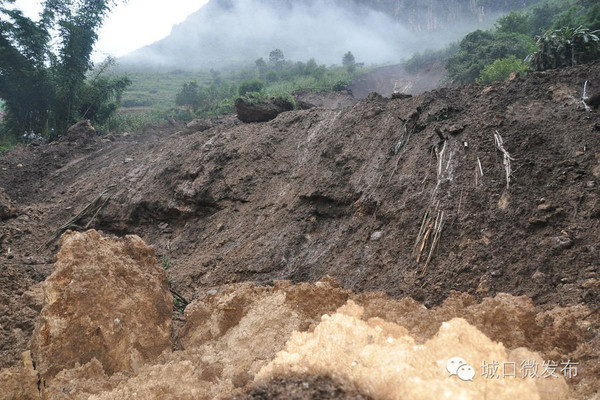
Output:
[
  {"xmin": 238, "ymin": 79, "xmax": 265, "ymax": 96},
  {"xmin": 342, "ymin": 51, "xmax": 356, "ymax": 72},
  {"xmin": 527, "ymin": 26, "xmax": 600, "ymax": 71},
  {"xmin": 0, "ymin": 0, "xmax": 128, "ymax": 137},
  {"xmin": 269, "ymin": 48, "xmax": 285, "ymax": 65},
  {"xmin": 255, "ymin": 57, "xmax": 267, "ymax": 78},
  {"xmin": 476, "ymin": 56, "xmax": 528, "ymax": 84},
  {"xmin": 175, "ymin": 81, "xmax": 201, "ymax": 112},
  {"xmin": 496, "ymin": 11, "xmax": 531, "ymax": 35},
  {"xmin": 447, "ymin": 30, "xmax": 535, "ymax": 84}
]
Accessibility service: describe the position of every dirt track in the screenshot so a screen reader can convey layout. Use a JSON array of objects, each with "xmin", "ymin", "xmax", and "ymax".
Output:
[{"xmin": 1, "ymin": 62, "xmax": 599, "ymax": 398}]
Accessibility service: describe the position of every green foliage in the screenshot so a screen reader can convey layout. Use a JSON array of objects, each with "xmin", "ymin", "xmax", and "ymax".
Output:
[
  {"xmin": 447, "ymin": 30, "xmax": 535, "ymax": 84},
  {"xmin": 161, "ymin": 255, "xmax": 172, "ymax": 270},
  {"xmin": 175, "ymin": 77, "xmax": 237, "ymax": 118},
  {"xmin": 269, "ymin": 48, "xmax": 285, "ymax": 66},
  {"xmin": 97, "ymin": 109, "xmax": 182, "ymax": 134},
  {"xmin": 272, "ymin": 92, "xmax": 296, "ymax": 110},
  {"xmin": 530, "ymin": 3, "xmax": 570, "ymax": 34},
  {"xmin": 238, "ymin": 79, "xmax": 265, "ymax": 96},
  {"xmin": 175, "ymin": 81, "xmax": 201, "ymax": 111},
  {"xmin": 0, "ymin": 0, "xmax": 129, "ymax": 139},
  {"xmin": 496, "ymin": 11, "xmax": 531, "ymax": 35},
  {"xmin": 526, "ymin": 26, "xmax": 600, "ymax": 70},
  {"xmin": 585, "ymin": 4, "xmax": 600, "ymax": 30},
  {"xmin": 476, "ymin": 56, "xmax": 529, "ymax": 83},
  {"xmin": 342, "ymin": 51, "xmax": 356, "ymax": 72}
]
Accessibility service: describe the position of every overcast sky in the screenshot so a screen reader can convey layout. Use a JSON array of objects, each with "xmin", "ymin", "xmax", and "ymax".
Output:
[{"xmin": 12, "ymin": 0, "xmax": 209, "ymax": 61}]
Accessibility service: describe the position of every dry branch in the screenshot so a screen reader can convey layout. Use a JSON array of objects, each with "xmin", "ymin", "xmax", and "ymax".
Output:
[
  {"xmin": 494, "ymin": 131, "xmax": 514, "ymax": 189},
  {"xmin": 41, "ymin": 185, "xmax": 116, "ymax": 249}
]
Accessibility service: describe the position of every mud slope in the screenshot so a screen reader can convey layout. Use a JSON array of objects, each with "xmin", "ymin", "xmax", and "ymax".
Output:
[{"xmin": 1, "ymin": 63, "xmax": 599, "ymax": 370}]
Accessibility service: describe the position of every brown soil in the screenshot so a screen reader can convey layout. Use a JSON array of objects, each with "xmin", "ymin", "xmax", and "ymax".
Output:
[
  {"xmin": 237, "ymin": 374, "xmax": 373, "ymax": 399},
  {"xmin": 0, "ymin": 62, "xmax": 599, "ymax": 398}
]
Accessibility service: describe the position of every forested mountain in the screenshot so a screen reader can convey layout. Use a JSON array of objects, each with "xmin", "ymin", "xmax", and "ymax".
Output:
[{"xmin": 122, "ymin": 0, "xmax": 539, "ymax": 68}]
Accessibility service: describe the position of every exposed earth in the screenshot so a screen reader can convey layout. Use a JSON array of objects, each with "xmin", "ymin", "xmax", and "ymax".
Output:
[{"xmin": 0, "ymin": 62, "xmax": 599, "ymax": 399}]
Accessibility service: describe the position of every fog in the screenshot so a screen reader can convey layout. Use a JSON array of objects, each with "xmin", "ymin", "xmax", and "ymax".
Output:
[{"xmin": 121, "ymin": 0, "xmax": 491, "ymax": 69}]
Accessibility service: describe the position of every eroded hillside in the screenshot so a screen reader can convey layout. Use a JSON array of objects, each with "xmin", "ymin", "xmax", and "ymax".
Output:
[{"xmin": 0, "ymin": 62, "xmax": 599, "ymax": 399}]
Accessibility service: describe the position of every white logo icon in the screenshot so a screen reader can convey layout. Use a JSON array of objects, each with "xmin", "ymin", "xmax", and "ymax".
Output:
[
  {"xmin": 447, "ymin": 357, "xmax": 475, "ymax": 381},
  {"xmin": 457, "ymin": 364, "xmax": 475, "ymax": 381}
]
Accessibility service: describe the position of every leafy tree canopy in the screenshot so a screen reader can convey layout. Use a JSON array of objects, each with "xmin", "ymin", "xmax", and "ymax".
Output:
[{"xmin": 0, "ymin": 0, "xmax": 129, "ymax": 138}]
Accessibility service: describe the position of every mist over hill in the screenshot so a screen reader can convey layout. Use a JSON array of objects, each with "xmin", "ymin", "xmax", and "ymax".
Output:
[{"xmin": 121, "ymin": 0, "xmax": 539, "ymax": 69}]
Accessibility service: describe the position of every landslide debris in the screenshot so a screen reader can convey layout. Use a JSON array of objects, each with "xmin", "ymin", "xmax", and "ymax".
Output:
[
  {"xmin": 235, "ymin": 96, "xmax": 294, "ymax": 123},
  {"xmin": 30, "ymin": 230, "xmax": 172, "ymax": 386},
  {"xmin": 1, "ymin": 62, "xmax": 600, "ymax": 399},
  {"xmin": 0, "ymin": 231, "xmax": 597, "ymax": 400},
  {"xmin": 256, "ymin": 304, "xmax": 567, "ymax": 400}
]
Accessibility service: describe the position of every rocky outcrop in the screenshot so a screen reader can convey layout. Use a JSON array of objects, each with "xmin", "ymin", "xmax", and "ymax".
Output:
[
  {"xmin": 30, "ymin": 230, "xmax": 172, "ymax": 386},
  {"xmin": 235, "ymin": 97, "xmax": 294, "ymax": 123}
]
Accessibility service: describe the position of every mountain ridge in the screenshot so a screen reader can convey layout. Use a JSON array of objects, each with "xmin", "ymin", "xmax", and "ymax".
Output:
[{"xmin": 121, "ymin": 0, "xmax": 540, "ymax": 68}]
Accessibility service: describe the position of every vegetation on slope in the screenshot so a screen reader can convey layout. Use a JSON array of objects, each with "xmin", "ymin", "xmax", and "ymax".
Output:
[
  {"xmin": 0, "ymin": 0, "xmax": 131, "ymax": 143},
  {"xmin": 405, "ymin": 0, "xmax": 600, "ymax": 84}
]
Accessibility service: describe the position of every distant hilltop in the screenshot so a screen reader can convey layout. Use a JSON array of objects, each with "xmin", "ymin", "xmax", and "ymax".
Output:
[{"xmin": 120, "ymin": 0, "xmax": 540, "ymax": 69}]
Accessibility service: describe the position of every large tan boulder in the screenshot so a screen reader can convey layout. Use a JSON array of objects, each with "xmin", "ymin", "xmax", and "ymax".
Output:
[{"xmin": 30, "ymin": 230, "xmax": 172, "ymax": 386}]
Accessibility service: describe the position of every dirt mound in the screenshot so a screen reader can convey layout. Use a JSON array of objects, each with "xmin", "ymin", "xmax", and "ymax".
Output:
[
  {"xmin": 1, "ymin": 63, "xmax": 600, "ymax": 398},
  {"xmin": 66, "ymin": 120, "xmax": 96, "ymax": 142},
  {"xmin": 0, "ymin": 231, "xmax": 596, "ymax": 399},
  {"xmin": 256, "ymin": 304, "xmax": 567, "ymax": 400}
]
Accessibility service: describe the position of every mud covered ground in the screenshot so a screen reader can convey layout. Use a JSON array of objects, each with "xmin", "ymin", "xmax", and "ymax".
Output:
[{"xmin": 0, "ymin": 62, "xmax": 599, "ymax": 398}]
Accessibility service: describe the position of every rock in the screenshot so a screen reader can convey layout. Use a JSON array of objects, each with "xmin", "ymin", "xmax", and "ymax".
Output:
[
  {"xmin": 541, "ymin": 235, "xmax": 573, "ymax": 253},
  {"xmin": 16, "ymin": 163, "xmax": 23, "ymax": 168},
  {"xmin": 30, "ymin": 230, "xmax": 172, "ymax": 386},
  {"xmin": 370, "ymin": 231, "xmax": 383, "ymax": 241},
  {"xmin": 185, "ymin": 118, "xmax": 213, "ymax": 133},
  {"xmin": 21, "ymin": 282, "xmax": 44, "ymax": 312},
  {"xmin": 66, "ymin": 120, "xmax": 96, "ymax": 142},
  {"xmin": 0, "ymin": 189, "xmax": 18, "ymax": 220},
  {"xmin": 235, "ymin": 97, "xmax": 293, "ymax": 123},
  {"xmin": 123, "ymin": 157, "xmax": 133, "ymax": 164}
]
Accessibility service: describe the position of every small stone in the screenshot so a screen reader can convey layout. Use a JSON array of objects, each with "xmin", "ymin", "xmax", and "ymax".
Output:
[
  {"xmin": 16, "ymin": 163, "xmax": 23, "ymax": 168},
  {"xmin": 532, "ymin": 270, "xmax": 546, "ymax": 282},
  {"xmin": 370, "ymin": 231, "xmax": 383, "ymax": 241},
  {"xmin": 206, "ymin": 289, "xmax": 218, "ymax": 295},
  {"xmin": 537, "ymin": 203, "xmax": 555, "ymax": 212},
  {"xmin": 123, "ymin": 158, "xmax": 133, "ymax": 164},
  {"xmin": 491, "ymin": 269, "xmax": 503, "ymax": 277}
]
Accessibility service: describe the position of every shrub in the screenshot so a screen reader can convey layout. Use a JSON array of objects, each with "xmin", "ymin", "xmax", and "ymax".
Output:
[
  {"xmin": 476, "ymin": 56, "xmax": 529, "ymax": 84},
  {"xmin": 272, "ymin": 93, "xmax": 296, "ymax": 110},
  {"xmin": 332, "ymin": 80, "xmax": 349, "ymax": 91},
  {"xmin": 238, "ymin": 79, "xmax": 265, "ymax": 96},
  {"xmin": 526, "ymin": 26, "xmax": 600, "ymax": 71}
]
